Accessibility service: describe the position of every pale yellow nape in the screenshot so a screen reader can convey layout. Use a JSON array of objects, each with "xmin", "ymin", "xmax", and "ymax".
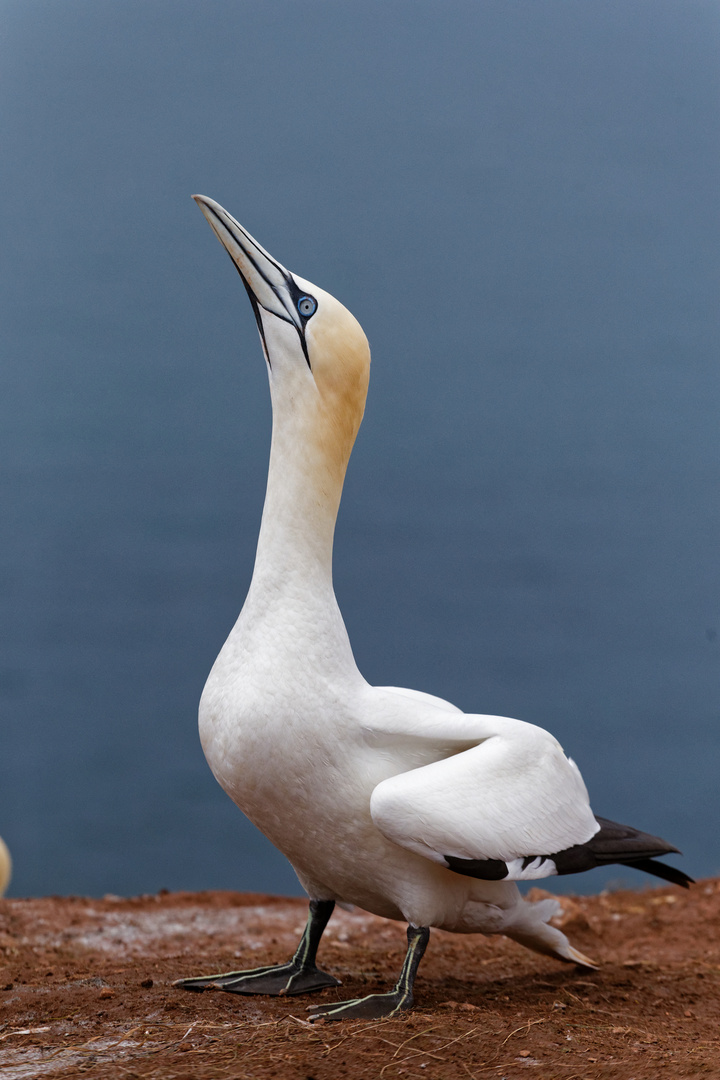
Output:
[{"xmin": 305, "ymin": 285, "xmax": 371, "ymax": 481}]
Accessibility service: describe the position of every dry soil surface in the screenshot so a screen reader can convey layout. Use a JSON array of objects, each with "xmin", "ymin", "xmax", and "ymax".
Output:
[{"xmin": 1, "ymin": 881, "xmax": 719, "ymax": 1079}]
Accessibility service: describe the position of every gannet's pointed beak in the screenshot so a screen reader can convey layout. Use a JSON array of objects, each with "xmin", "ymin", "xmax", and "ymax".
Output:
[{"xmin": 192, "ymin": 194, "xmax": 304, "ymax": 339}]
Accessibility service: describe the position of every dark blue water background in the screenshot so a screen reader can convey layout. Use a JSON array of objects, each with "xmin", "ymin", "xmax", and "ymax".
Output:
[{"xmin": 0, "ymin": 1, "xmax": 718, "ymax": 898}]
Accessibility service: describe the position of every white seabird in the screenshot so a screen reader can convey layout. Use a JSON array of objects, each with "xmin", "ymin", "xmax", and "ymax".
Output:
[{"xmin": 176, "ymin": 196, "xmax": 691, "ymax": 1020}]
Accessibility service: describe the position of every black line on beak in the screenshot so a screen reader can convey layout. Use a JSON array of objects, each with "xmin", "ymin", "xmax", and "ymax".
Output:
[{"xmin": 206, "ymin": 202, "xmax": 312, "ymax": 372}]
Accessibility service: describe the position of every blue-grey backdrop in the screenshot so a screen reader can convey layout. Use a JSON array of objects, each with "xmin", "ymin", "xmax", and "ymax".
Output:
[{"xmin": 1, "ymin": 0, "xmax": 718, "ymax": 898}]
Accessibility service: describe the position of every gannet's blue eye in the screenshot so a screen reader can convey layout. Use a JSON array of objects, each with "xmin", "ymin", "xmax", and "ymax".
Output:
[{"xmin": 297, "ymin": 295, "xmax": 317, "ymax": 318}]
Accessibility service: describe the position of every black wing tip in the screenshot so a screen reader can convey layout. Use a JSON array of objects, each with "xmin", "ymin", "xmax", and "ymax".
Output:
[
  {"xmin": 625, "ymin": 858, "xmax": 694, "ymax": 889},
  {"xmin": 591, "ymin": 817, "xmax": 687, "ymax": 860},
  {"xmin": 443, "ymin": 854, "xmax": 509, "ymax": 881},
  {"xmin": 442, "ymin": 816, "xmax": 694, "ymax": 889}
]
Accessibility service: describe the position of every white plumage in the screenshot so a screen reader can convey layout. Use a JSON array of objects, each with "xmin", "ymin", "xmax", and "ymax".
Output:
[
  {"xmin": 369, "ymin": 710, "xmax": 597, "ymax": 866},
  {"xmin": 176, "ymin": 197, "xmax": 689, "ymax": 1019}
]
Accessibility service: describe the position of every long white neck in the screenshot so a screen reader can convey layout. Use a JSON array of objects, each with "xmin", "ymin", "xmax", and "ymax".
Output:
[
  {"xmin": 251, "ymin": 397, "xmax": 345, "ymax": 596},
  {"xmin": 238, "ymin": 375, "xmax": 361, "ymax": 679}
]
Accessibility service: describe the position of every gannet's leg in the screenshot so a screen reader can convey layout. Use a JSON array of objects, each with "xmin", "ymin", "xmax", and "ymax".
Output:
[
  {"xmin": 173, "ymin": 899, "xmax": 340, "ymax": 996},
  {"xmin": 307, "ymin": 925, "xmax": 430, "ymax": 1021}
]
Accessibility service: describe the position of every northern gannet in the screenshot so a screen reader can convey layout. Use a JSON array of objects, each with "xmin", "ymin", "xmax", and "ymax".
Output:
[{"xmin": 176, "ymin": 196, "xmax": 691, "ymax": 1020}]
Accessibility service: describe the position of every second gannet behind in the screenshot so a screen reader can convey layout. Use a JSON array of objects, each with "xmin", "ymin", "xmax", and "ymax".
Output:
[
  {"xmin": 0, "ymin": 837, "xmax": 10, "ymax": 896},
  {"xmin": 176, "ymin": 196, "xmax": 691, "ymax": 1020}
]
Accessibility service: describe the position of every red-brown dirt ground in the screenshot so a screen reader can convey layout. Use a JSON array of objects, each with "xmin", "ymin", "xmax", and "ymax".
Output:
[{"xmin": 1, "ymin": 881, "xmax": 719, "ymax": 1079}]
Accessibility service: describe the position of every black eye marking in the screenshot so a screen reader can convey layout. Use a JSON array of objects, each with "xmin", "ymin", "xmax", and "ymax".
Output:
[{"xmin": 297, "ymin": 295, "xmax": 317, "ymax": 318}]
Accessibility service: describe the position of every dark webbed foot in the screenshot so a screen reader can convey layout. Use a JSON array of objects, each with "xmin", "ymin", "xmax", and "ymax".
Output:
[
  {"xmin": 174, "ymin": 898, "xmax": 339, "ymax": 998},
  {"xmin": 307, "ymin": 987, "xmax": 413, "ymax": 1020},
  {"xmin": 307, "ymin": 924, "xmax": 429, "ymax": 1022},
  {"xmin": 174, "ymin": 959, "xmax": 339, "ymax": 996}
]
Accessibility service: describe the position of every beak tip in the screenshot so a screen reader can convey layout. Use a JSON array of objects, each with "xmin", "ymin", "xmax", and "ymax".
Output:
[{"xmin": 192, "ymin": 195, "xmax": 216, "ymax": 224}]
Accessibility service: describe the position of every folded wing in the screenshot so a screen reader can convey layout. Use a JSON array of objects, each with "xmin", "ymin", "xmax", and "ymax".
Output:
[{"xmin": 368, "ymin": 712, "xmax": 600, "ymax": 880}]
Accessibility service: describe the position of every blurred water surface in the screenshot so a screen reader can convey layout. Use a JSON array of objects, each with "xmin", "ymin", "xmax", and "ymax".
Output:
[{"xmin": 0, "ymin": 1, "xmax": 717, "ymax": 897}]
